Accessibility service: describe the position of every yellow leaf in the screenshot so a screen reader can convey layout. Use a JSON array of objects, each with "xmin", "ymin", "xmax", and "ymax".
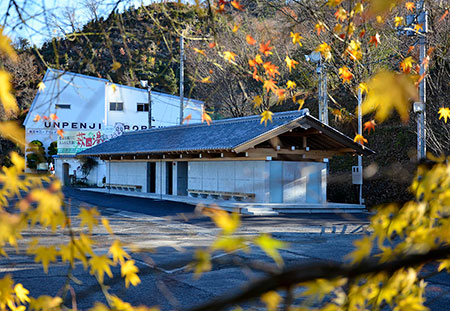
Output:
[
  {"xmin": 231, "ymin": 23, "xmax": 240, "ymax": 33},
  {"xmin": 438, "ymin": 107, "xmax": 450, "ymax": 123},
  {"xmin": 192, "ymin": 249, "xmax": 211, "ymax": 278},
  {"xmin": 101, "ymin": 217, "xmax": 114, "ymax": 235},
  {"xmin": 29, "ymin": 245, "xmax": 58, "ymax": 273},
  {"xmin": 286, "ymin": 80, "xmax": 297, "ymax": 89},
  {"xmin": 211, "ymin": 236, "xmax": 247, "ymax": 252},
  {"xmin": 301, "ymin": 278, "xmax": 347, "ymax": 301},
  {"xmin": 201, "ymin": 111, "xmax": 212, "ymax": 125},
  {"xmin": 0, "ymin": 29, "xmax": 18, "ymax": 61},
  {"xmin": 0, "ymin": 122, "xmax": 25, "ymax": 149},
  {"xmin": 285, "ymin": 56, "xmax": 298, "ymax": 73},
  {"xmin": 112, "ymin": 61, "xmax": 122, "ymax": 71},
  {"xmin": 223, "ymin": 51, "xmax": 237, "ymax": 63},
  {"xmin": 253, "ymin": 95, "xmax": 263, "ymax": 108},
  {"xmin": 347, "ymin": 235, "xmax": 372, "ymax": 263},
  {"xmin": 37, "ymin": 82, "xmax": 46, "ymax": 92},
  {"xmin": 354, "ymin": 2, "xmax": 364, "ymax": 14},
  {"xmin": 200, "ymin": 76, "xmax": 212, "ymax": 83},
  {"xmin": 315, "ymin": 42, "xmax": 332, "ymax": 61},
  {"xmin": 394, "ymin": 16, "xmax": 404, "ymax": 27},
  {"xmin": 78, "ymin": 207, "xmax": 100, "ymax": 233},
  {"xmin": 253, "ymin": 234, "xmax": 286, "ymax": 266},
  {"xmin": 193, "ymin": 48, "xmax": 206, "ymax": 56},
  {"xmin": 121, "ymin": 260, "xmax": 140, "ymax": 288},
  {"xmin": 89, "ymin": 254, "xmax": 113, "ymax": 283},
  {"xmin": 260, "ymin": 110, "xmax": 273, "ymax": 126},
  {"xmin": 261, "ymin": 291, "xmax": 282, "ymax": 311},
  {"xmin": 109, "ymin": 240, "xmax": 130, "ymax": 264},
  {"xmin": 353, "ymin": 134, "xmax": 368, "ymax": 145},
  {"xmin": 0, "ymin": 70, "xmax": 18, "ymax": 115},
  {"xmin": 297, "ymin": 99, "xmax": 305, "ymax": 110},
  {"xmin": 29, "ymin": 296, "xmax": 62, "ymax": 311},
  {"xmin": 210, "ymin": 210, "xmax": 240, "ymax": 235},
  {"xmin": 111, "ymin": 84, "xmax": 117, "ymax": 92},
  {"xmin": 14, "ymin": 283, "xmax": 30, "ymax": 304},
  {"xmin": 400, "ymin": 56, "xmax": 415, "ymax": 73},
  {"xmin": 360, "ymin": 71, "xmax": 418, "ymax": 123},
  {"xmin": 358, "ymin": 82, "xmax": 369, "ymax": 94},
  {"xmin": 290, "ymin": 32, "xmax": 303, "ymax": 46}
]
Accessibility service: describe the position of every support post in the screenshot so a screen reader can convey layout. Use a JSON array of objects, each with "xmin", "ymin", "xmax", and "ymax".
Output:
[
  {"xmin": 417, "ymin": 0, "xmax": 427, "ymax": 161},
  {"xmin": 148, "ymin": 85, "xmax": 152, "ymax": 128},
  {"xmin": 179, "ymin": 34, "xmax": 184, "ymax": 124},
  {"xmin": 357, "ymin": 88, "xmax": 363, "ymax": 205}
]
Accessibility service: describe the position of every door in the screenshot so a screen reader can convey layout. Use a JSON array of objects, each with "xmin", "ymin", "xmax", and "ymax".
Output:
[
  {"xmin": 166, "ymin": 162, "xmax": 173, "ymax": 195},
  {"xmin": 63, "ymin": 163, "xmax": 70, "ymax": 186},
  {"xmin": 177, "ymin": 162, "xmax": 188, "ymax": 196},
  {"xmin": 147, "ymin": 162, "xmax": 156, "ymax": 193}
]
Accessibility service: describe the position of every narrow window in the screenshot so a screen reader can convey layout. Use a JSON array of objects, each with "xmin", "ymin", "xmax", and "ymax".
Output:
[
  {"xmin": 55, "ymin": 104, "xmax": 71, "ymax": 109},
  {"xmin": 137, "ymin": 103, "xmax": 149, "ymax": 112},
  {"xmin": 110, "ymin": 102, "xmax": 124, "ymax": 111}
]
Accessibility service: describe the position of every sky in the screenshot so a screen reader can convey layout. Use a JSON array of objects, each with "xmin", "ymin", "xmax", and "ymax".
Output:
[{"xmin": 0, "ymin": 0, "xmax": 156, "ymax": 46}]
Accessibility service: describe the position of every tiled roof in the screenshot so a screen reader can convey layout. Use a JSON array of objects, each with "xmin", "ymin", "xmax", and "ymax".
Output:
[{"xmin": 77, "ymin": 110, "xmax": 374, "ymax": 156}]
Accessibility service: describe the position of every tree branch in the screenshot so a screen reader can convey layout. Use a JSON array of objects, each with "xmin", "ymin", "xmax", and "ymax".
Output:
[{"xmin": 185, "ymin": 246, "xmax": 450, "ymax": 311}]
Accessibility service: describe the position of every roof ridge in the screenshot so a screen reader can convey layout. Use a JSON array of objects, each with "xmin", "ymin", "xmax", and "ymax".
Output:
[{"xmin": 123, "ymin": 109, "xmax": 309, "ymax": 136}]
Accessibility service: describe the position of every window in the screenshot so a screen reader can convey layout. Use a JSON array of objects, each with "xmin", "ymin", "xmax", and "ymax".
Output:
[
  {"xmin": 55, "ymin": 104, "xmax": 71, "ymax": 109},
  {"xmin": 137, "ymin": 103, "xmax": 149, "ymax": 112},
  {"xmin": 110, "ymin": 102, "xmax": 123, "ymax": 111}
]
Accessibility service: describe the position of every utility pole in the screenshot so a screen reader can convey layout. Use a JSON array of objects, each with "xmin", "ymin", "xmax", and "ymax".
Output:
[
  {"xmin": 179, "ymin": 34, "xmax": 185, "ymax": 124},
  {"xmin": 148, "ymin": 84, "xmax": 152, "ymax": 128},
  {"xmin": 416, "ymin": 0, "xmax": 427, "ymax": 160},
  {"xmin": 357, "ymin": 88, "xmax": 363, "ymax": 204},
  {"xmin": 318, "ymin": 57, "xmax": 329, "ymax": 125}
]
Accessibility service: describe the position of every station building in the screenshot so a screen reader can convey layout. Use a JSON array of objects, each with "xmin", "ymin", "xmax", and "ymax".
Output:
[
  {"xmin": 78, "ymin": 110, "xmax": 374, "ymax": 214},
  {"xmin": 24, "ymin": 69, "xmax": 203, "ymax": 184}
]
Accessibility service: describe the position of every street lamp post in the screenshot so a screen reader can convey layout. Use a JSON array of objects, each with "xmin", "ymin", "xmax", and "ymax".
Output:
[
  {"xmin": 305, "ymin": 51, "xmax": 328, "ymax": 125},
  {"xmin": 140, "ymin": 80, "xmax": 152, "ymax": 129}
]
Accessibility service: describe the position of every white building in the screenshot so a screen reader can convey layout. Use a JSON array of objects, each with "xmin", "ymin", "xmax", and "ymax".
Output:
[
  {"xmin": 24, "ymin": 69, "xmax": 203, "ymax": 184},
  {"xmin": 78, "ymin": 110, "xmax": 374, "ymax": 214}
]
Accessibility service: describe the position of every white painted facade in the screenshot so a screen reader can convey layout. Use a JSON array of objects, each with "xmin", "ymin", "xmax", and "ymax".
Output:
[
  {"xmin": 106, "ymin": 160, "xmax": 327, "ymax": 204},
  {"xmin": 23, "ymin": 69, "xmax": 203, "ymax": 184}
]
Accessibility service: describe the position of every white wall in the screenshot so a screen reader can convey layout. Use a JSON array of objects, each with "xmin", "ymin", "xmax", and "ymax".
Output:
[
  {"xmin": 188, "ymin": 161, "xmax": 268, "ymax": 202},
  {"xmin": 107, "ymin": 161, "xmax": 147, "ymax": 190}
]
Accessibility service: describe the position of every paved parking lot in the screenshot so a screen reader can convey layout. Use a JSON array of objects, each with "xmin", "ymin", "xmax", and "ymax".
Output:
[{"xmin": 0, "ymin": 188, "xmax": 448, "ymax": 310}]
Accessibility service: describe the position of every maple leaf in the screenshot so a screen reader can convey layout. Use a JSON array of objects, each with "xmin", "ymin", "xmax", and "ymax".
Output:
[
  {"xmin": 101, "ymin": 217, "xmax": 114, "ymax": 235},
  {"xmin": 290, "ymin": 32, "xmax": 303, "ymax": 46},
  {"xmin": 0, "ymin": 29, "xmax": 18, "ymax": 61},
  {"xmin": 254, "ymin": 234, "xmax": 286, "ymax": 266},
  {"xmin": 315, "ymin": 21, "xmax": 326, "ymax": 35},
  {"xmin": 361, "ymin": 72, "xmax": 418, "ymax": 123},
  {"xmin": 253, "ymin": 95, "xmax": 263, "ymax": 108},
  {"xmin": 89, "ymin": 255, "xmax": 113, "ymax": 283},
  {"xmin": 255, "ymin": 54, "xmax": 263, "ymax": 64},
  {"xmin": 0, "ymin": 71, "xmax": 18, "ymax": 115},
  {"xmin": 405, "ymin": 2, "xmax": 415, "ymax": 12},
  {"xmin": 369, "ymin": 33, "xmax": 381, "ymax": 47},
  {"xmin": 78, "ymin": 207, "xmax": 100, "ymax": 233},
  {"xmin": 261, "ymin": 291, "xmax": 282, "ymax": 311},
  {"xmin": 230, "ymin": 0, "xmax": 244, "ymax": 10},
  {"xmin": 338, "ymin": 66, "xmax": 353, "ymax": 83},
  {"xmin": 182, "ymin": 114, "xmax": 192, "ymax": 124},
  {"xmin": 400, "ymin": 56, "xmax": 415, "ymax": 73},
  {"xmin": 333, "ymin": 24, "xmax": 343, "ymax": 33},
  {"xmin": 231, "ymin": 23, "xmax": 240, "ymax": 33},
  {"xmin": 263, "ymin": 79, "xmax": 278, "ymax": 93},
  {"xmin": 297, "ymin": 99, "xmax": 305, "ymax": 110},
  {"xmin": 209, "ymin": 209, "xmax": 240, "ymax": 234},
  {"xmin": 246, "ymin": 35, "xmax": 256, "ymax": 45},
  {"xmin": 111, "ymin": 83, "xmax": 117, "ymax": 92},
  {"xmin": 56, "ymin": 128, "xmax": 64, "ymax": 138},
  {"xmin": 200, "ymin": 76, "xmax": 212, "ymax": 83},
  {"xmin": 284, "ymin": 56, "xmax": 298, "ymax": 73},
  {"xmin": 359, "ymin": 29, "xmax": 366, "ymax": 38},
  {"xmin": 353, "ymin": 134, "xmax": 368, "ymax": 145},
  {"xmin": 315, "ymin": 42, "xmax": 332, "ymax": 60},
  {"xmin": 347, "ymin": 236, "xmax": 372, "ymax": 263},
  {"xmin": 263, "ymin": 62, "xmax": 280, "ymax": 77},
  {"xmin": 259, "ymin": 41, "xmax": 273, "ymax": 56},
  {"xmin": 248, "ymin": 59, "xmax": 257, "ymax": 67},
  {"xmin": 358, "ymin": 82, "xmax": 369, "ymax": 94},
  {"xmin": 208, "ymin": 42, "xmax": 216, "ymax": 49},
  {"xmin": 201, "ymin": 111, "xmax": 212, "ymax": 125},
  {"xmin": 439, "ymin": 10, "xmax": 448, "ymax": 23},
  {"xmin": 326, "ymin": 0, "xmax": 343, "ymax": 7},
  {"xmin": 275, "ymin": 89, "xmax": 286, "ymax": 102},
  {"xmin": 438, "ymin": 107, "xmax": 450, "ymax": 123},
  {"xmin": 394, "ymin": 16, "xmax": 404, "ymax": 27},
  {"xmin": 37, "ymin": 81, "xmax": 46, "ymax": 92},
  {"xmin": 192, "ymin": 249, "xmax": 211, "ymax": 277},
  {"xmin": 49, "ymin": 113, "xmax": 58, "ymax": 120},
  {"xmin": 14, "ymin": 283, "xmax": 30, "ymax": 304},
  {"xmin": 407, "ymin": 46, "xmax": 415, "ymax": 54},
  {"xmin": 112, "ymin": 61, "xmax": 121, "ymax": 71},
  {"xmin": 109, "ymin": 240, "xmax": 130, "ymax": 264},
  {"xmin": 286, "ymin": 80, "xmax": 296, "ymax": 89},
  {"xmin": 215, "ymin": 3, "xmax": 225, "ymax": 14},
  {"xmin": 31, "ymin": 245, "xmax": 57, "ymax": 273},
  {"xmin": 260, "ymin": 110, "xmax": 274, "ymax": 126},
  {"xmin": 354, "ymin": 2, "xmax": 364, "ymax": 14},
  {"xmin": 363, "ymin": 120, "xmax": 376, "ymax": 133},
  {"xmin": 413, "ymin": 23, "xmax": 424, "ymax": 32},
  {"xmin": 33, "ymin": 114, "xmax": 41, "ymax": 122},
  {"xmin": 121, "ymin": 260, "xmax": 141, "ymax": 288},
  {"xmin": 223, "ymin": 51, "xmax": 237, "ymax": 63},
  {"xmin": 334, "ymin": 7, "xmax": 347, "ymax": 21},
  {"xmin": 193, "ymin": 48, "xmax": 206, "ymax": 56}
]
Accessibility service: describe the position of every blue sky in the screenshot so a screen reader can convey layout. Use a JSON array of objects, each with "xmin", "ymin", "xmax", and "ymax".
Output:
[{"xmin": 0, "ymin": 0, "xmax": 155, "ymax": 46}]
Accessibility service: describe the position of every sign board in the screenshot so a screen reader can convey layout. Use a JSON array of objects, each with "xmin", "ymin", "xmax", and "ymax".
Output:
[{"xmin": 57, "ymin": 123, "xmax": 126, "ymax": 155}]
